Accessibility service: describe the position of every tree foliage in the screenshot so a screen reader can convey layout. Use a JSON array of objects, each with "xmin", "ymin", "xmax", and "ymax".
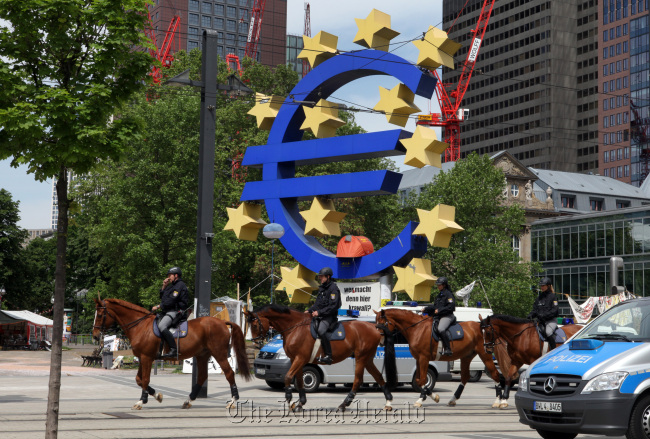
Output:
[
  {"xmin": 0, "ymin": 189, "xmax": 27, "ymax": 292},
  {"xmin": 405, "ymin": 153, "xmax": 540, "ymax": 316}
]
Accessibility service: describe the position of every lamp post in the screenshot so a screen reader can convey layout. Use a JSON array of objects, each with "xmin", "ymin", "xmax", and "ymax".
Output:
[
  {"xmin": 0, "ymin": 286, "xmax": 5, "ymax": 307},
  {"xmin": 263, "ymin": 223, "xmax": 285, "ymax": 303}
]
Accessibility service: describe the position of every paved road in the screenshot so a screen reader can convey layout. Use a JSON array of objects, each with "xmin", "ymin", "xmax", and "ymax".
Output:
[{"xmin": 0, "ymin": 366, "xmax": 625, "ymax": 439}]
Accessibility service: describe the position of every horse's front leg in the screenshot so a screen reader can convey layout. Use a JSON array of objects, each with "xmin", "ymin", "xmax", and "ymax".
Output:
[
  {"xmin": 133, "ymin": 358, "xmax": 157, "ymax": 410},
  {"xmin": 476, "ymin": 347, "xmax": 505, "ymax": 409},
  {"xmin": 498, "ymin": 362, "xmax": 522, "ymax": 410},
  {"xmin": 363, "ymin": 355, "xmax": 393, "ymax": 411},
  {"xmin": 413, "ymin": 354, "xmax": 440, "ymax": 408},
  {"xmin": 448, "ymin": 355, "xmax": 472, "ymax": 407},
  {"xmin": 292, "ymin": 366, "xmax": 307, "ymax": 412},
  {"xmin": 284, "ymin": 359, "xmax": 307, "ymax": 412}
]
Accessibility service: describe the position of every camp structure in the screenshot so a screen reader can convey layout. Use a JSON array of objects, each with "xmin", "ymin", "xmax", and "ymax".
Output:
[{"xmin": 0, "ymin": 310, "xmax": 53, "ymax": 349}]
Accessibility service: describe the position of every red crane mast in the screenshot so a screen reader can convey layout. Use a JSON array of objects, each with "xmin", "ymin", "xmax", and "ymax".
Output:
[
  {"xmin": 144, "ymin": 7, "xmax": 181, "ymax": 84},
  {"xmin": 302, "ymin": 2, "xmax": 311, "ymax": 77},
  {"xmin": 245, "ymin": 0, "xmax": 267, "ymax": 61},
  {"xmin": 417, "ymin": 0, "xmax": 497, "ymax": 162}
]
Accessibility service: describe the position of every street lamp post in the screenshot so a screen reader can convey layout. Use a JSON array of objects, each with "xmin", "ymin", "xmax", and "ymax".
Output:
[
  {"xmin": 0, "ymin": 286, "xmax": 6, "ymax": 307},
  {"xmin": 263, "ymin": 223, "xmax": 285, "ymax": 303}
]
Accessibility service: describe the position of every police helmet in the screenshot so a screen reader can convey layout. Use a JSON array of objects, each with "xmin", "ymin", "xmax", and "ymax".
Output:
[
  {"xmin": 167, "ymin": 267, "xmax": 182, "ymax": 277},
  {"xmin": 539, "ymin": 277, "xmax": 552, "ymax": 286},
  {"xmin": 318, "ymin": 267, "xmax": 333, "ymax": 277},
  {"xmin": 436, "ymin": 276, "xmax": 448, "ymax": 286}
]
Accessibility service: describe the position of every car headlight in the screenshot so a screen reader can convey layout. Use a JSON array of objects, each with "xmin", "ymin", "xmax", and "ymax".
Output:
[
  {"xmin": 276, "ymin": 349, "xmax": 288, "ymax": 360},
  {"xmin": 581, "ymin": 372, "xmax": 628, "ymax": 393},
  {"xmin": 518, "ymin": 371, "xmax": 529, "ymax": 392}
]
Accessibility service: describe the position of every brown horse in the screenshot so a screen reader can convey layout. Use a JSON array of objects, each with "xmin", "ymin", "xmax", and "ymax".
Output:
[
  {"xmin": 375, "ymin": 308, "xmax": 504, "ymax": 408},
  {"xmin": 93, "ymin": 296, "xmax": 252, "ymax": 410},
  {"xmin": 480, "ymin": 314, "xmax": 584, "ymax": 408},
  {"xmin": 244, "ymin": 304, "xmax": 397, "ymax": 412}
]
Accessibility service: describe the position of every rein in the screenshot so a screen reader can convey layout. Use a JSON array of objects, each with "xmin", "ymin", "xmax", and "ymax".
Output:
[
  {"xmin": 95, "ymin": 301, "xmax": 154, "ymax": 333},
  {"xmin": 482, "ymin": 319, "xmax": 535, "ymax": 353},
  {"xmin": 249, "ymin": 312, "xmax": 312, "ymax": 342},
  {"xmin": 380, "ymin": 313, "xmax": 432, "ymax": 338}
]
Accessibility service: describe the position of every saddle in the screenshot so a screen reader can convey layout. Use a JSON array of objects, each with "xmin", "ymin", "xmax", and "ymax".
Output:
[
  {"xmin": 536, "ymin": 325, "xmax": 567, "ymax": 344},
  {"xmin": 431, "ymin": 317, "xmax": 465, "ymax": 342},
  {"xmin": 310, "ymin": 319, "xmax": 346, "ymax": 341},
  {"xmin": 153, "ymin": 313, "xmax": 189, "ymax": 339}
]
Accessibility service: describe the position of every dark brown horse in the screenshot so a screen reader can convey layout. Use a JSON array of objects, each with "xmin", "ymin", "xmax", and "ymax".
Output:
[
  {"xmin": 480, "ymin": 314, "xmax": 584, "ymax": 408},
  {"xmin": 244, "ymin": 304, "xmax": 397, "ymax": 412},
  {"xmin": 375, "ymin": 308, "xmax": 503, "ymax": 408},
  {"xmin": 93, "ymin": 296, "xmax": 251, "ymax": 410}
]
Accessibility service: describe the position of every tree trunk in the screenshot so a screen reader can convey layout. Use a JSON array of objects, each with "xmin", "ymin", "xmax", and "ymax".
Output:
[{"xmin": 45, "ymin": 167, "xmax": 69, "ymax": 439}]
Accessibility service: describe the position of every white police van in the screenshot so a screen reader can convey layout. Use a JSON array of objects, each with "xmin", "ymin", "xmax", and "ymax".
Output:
[
  {"xmin": 515, "ymin": 297, "xmax": 650, "ymax": 439},
  {"xmin": 253, "ymin": 313, "xmax": 451, "ymax": 392}
]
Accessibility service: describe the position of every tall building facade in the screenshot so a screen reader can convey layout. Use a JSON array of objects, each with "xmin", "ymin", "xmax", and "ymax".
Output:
[
  {"xmin": 442, "ymin": 0, "xmax": 599, "ymax": 173},
  {"xmin": 148, "ymin": 0, "xmax": 286, "ymax": 67},
  {"xmin": 286, "ymin": 34, "xmax": 305, "ymax": 77}
]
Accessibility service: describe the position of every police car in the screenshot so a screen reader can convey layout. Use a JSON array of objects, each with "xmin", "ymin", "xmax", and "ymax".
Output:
[
  {"xmin": 253, "ymin": 312, "xmax": 451, "ymax": 392},
  {"xmin": 515, "ymin": 297, "xmax": 650, "ymax": 439}
]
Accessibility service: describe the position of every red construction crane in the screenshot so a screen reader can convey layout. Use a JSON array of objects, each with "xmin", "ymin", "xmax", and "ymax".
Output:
[
  {"xmin": 245, "ymin": 0, "xmax": 267, "ymax": 61},
  {"xmin": 416, "ymin": 0, "xmax": 497, "ymax": 162},
  {"xmin": 302, "ymin": 2, "xmax": 311, "ymax": 77},
  {"xmin": 144, "ymin": 8, "xmax": 181, "ymax": 84}
]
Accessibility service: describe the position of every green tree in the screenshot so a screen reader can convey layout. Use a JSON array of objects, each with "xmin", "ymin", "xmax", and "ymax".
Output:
[
  {"xmin": 5, "ymin": 237, "xmax": 56, "ymax": 312},
  {"xmin": 408, "ymin": 153, "xmax": 540, "ymax": 316},
  {"xmin": 0, "ymin": 1, "xmax": 153, "ymax": 436},
  {"xmin": 0, "ymin": 189, "xmax": 27, "ymax": 292}
]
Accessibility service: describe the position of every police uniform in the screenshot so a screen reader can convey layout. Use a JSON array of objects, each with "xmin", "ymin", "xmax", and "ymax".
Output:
[
  {"xmin": 433, "ymin": 286, "xmax": 456, "ymax": 335},
  {"xmin": 158, "ymin": 278, "xmax": 189, "ymax": 333},
  {"xmin": 309, "ymin": 279, "xmax": 341, "ymax": 361},
  {"xmin": 529, "ymin": 288, "xmax": 559, "ymax": 344}
]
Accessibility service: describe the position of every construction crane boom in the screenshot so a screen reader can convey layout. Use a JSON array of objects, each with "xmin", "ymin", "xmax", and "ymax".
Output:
[
  {"xmin": 417, "ymin": 0, "xmax": 497, "ymax": 162},
  {"xmin": 246, "ymin": 0, "xmax": 267, "ymax": 60},
  {"xmin": 145, "ymin": 8, "xmax": 181, "ymax": 84}
]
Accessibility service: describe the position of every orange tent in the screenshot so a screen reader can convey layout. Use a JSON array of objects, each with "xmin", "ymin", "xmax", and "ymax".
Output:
[{"xmin": 336, "ymin": 235, "xmax": 374, "ymax": 258}]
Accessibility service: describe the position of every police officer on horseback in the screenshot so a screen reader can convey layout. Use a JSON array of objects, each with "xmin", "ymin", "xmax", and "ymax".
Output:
[
  {"xmin": 527, "ymin": 277, "xmax": 559, "ymax": 350},
  {"xmin": 152, "ymin": 267, "xmax": 189, "ymax": 359},
  {"xmin": 306, "ymin": 267, "xmax": 341, "ymax": 365},
  {"xmin": 432, "ymin": 277, "xmax": 455, "ymax": 357}
]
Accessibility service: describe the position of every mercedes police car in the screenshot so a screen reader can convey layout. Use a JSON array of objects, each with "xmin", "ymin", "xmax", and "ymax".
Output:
[{"xmin": 515, "ymin": 297, "xmax": 650, "ymax": 439}]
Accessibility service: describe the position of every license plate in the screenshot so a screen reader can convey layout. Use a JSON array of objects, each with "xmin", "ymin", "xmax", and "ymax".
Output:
[
  {"xmin": 534, "ymin": 401, "xmax": 562, "ymax": 413},
  {"xmin": 256, "ymin": 367, "xmax": 266, "ymax": 375}
]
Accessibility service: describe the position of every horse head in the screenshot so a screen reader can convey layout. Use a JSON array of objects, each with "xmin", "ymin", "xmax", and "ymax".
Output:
[
  {"xmin": 374, "ymin": 309, "xmax": 397, "ymax": 334},
  {"xmin": 92, "ymin": 295, "xmax": 118, "ymax": 342},
  {"xmin": 479, "ymin": 314, "xmax": 496, "ymax": 354},
  {"xmin": 243, "ymin": 309, "xmax": 271, "ymax": 348}
]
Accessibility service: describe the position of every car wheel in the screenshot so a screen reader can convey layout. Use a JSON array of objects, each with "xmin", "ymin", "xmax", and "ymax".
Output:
[
  {"xmin": 302, "ymin": 366, "xmax": 321, "ymax": 393},
  {"xmin": 468, "ymin": 370, "xmax": 482, "ymax": 383},
  {"xmin": 412, "ymin": 367, "xmax": 437, "ymax": 391},
  {"xmin": 265, "ymin": 380, "xmax": 284, "ymax": 390},
  {"xmin": 627, "ymin": 394, "xmax": 650, "ymax": 439},
  {"xmin": 535, "ymin": 430, "xmax": 577, "ymax": 439}
]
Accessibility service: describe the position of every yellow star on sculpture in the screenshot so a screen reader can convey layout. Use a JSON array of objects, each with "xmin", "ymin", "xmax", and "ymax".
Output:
[
  {"xmin": 393, "ymin": 258, "xmax": 437, "ymax": 302},
  {"xmin": 247, "ymin": 93, "xmax": 284, "ymax": 131},
  {"xmin": 297, "ymin": 31, "xmax": 338, "ymax": 68},
  {"xmin": 300, "ymin": 197, "xmax": 347, "ymax": 237},
  {"xmin": 401, "ymin": 126, "xmax": 449, "ymax": 168},
  {"xmin": 374, "ymin": 83, "xmax": 420, "ymax": 127},
  {"xmin": 412, "ymin": 26, "xmax": 462, "ymax": 70},
  {"xmin": 276, "ymin": 264, "xmax": 319, "ymax": 304},
  {"xmin": 223, "ymin": 202, "xmax": 267, "ymax": 241},
  {"xmin": 300, "ymin": 99, "xmax": 345, "ymax": 138},
  {"xmin": 413, "ymin": 204, "xmax": 464, "ymax": 247},
  {"xmin": 353, "ymin": 9, "xmax": 400, "ymax": 51}
]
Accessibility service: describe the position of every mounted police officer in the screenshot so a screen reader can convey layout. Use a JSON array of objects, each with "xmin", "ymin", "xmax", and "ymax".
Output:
[
  {"xmin": 305, "ymin": 267, "xmax": 341, "ymax": 364},
  {"xmin": 527, "ymin": 277, "xmax": 559, "ymax": 350},
  {"xmin": 152, "ymin": 267, "xmax": 189, "ymax": 359},
  {"xmin": 432, "ymin": 277, "xmax": 455, "ymax": 356}
]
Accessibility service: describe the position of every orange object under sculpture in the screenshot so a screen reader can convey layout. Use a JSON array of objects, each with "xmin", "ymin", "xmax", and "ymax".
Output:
[{"xmin": 336, "ymin": 235, "xmax": 374, "ymax": 258}]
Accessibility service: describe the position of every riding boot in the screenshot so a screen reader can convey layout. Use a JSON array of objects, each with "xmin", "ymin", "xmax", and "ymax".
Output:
[
  {"xmin": 318, "ymin": 336, "xmax": 333, "ymax": 364},
  {"xmin": 546, "ymin": 335, "xmax": 557, "ymax": 351},
  {"xmin": 160, "ymin": 329, "xmax": 178, "ymax": 359},
  {"xmin": 440, "ymin": 332, "xmax": 453, "ymax": 357}
]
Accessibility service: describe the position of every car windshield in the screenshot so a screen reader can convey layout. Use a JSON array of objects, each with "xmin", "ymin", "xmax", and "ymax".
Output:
[{"xmin": 576, "ymin": 300, "xmax": 650, "ymax": 342}]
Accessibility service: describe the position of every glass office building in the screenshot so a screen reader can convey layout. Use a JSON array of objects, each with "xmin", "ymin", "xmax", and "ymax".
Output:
[{"xmin": 532, "ymin": 205, "xmax": 650, "ymax": 299}]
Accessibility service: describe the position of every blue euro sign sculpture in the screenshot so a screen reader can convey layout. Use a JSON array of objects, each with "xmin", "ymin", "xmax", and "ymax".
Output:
[{"xmin": 241, "ymin": 49, "xmax": 436, "ymax": 279}]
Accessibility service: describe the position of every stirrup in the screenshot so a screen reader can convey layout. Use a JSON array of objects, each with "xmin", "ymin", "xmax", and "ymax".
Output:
[
  {"xmin": 317, "ymin": 355, "xmax": 333, "ymax": 365},
  {"xmin": 160, "ymin": 349, "xmax": 178, "ymax": 359},
  {"xmin": 442, "ymin": 348, "xmax": 452, "ymax": 356}
]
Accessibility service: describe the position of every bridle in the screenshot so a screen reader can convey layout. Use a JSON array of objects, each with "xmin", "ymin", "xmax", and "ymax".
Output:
[
  {"xmin": 248, "ymin": 312, "xmax": 269, "ymax": 347},
  {"xmin": 94, "ymin": 301, "xmax": 153, "ymax": 334},
  {"xmin": 480, "ymin": 318, "xmax": 498, "ymax": 354}
]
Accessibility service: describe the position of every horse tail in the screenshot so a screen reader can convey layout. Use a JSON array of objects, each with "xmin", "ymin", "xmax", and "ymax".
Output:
[
  {"xmin": 226, "ymin": 322, "xmax": 252, "ymax": 381},
  {"xmin": 379, "ymin": 326, "xmax": 398, "ymax": 390}
]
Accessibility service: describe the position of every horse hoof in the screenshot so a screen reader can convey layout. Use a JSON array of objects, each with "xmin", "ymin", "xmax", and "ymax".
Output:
[
  {"xmin": 132, "ymin": 401, "xmax": 143, "ymax": 410},
  {"xmin": 433, "ymin": 394, "xmax": 440, "ymax": 403},
  {"xmin": 226, "ymin": 401, "xmax": 234, "ymax": 409},
  {"xmin": 384, "ymin": 405, "xmax": 393, "ymax": 411},
  {"xmin": 499, "ymin": 402, "xmax": 509, "ymax": 409},
  {"xmin": 447, "ymin": 400, "xmax": 456, "ymax": 407},
  {"xmin": 492, "ymin": 402, "xmax": 500, "ymax": 408},
  {"xmin": 337, "ymin": 405, "xmax": 346, "ymax": 413},
  {"xmin": 182, "ymin": 400, "xmax": 192, "ymax": 410},
  {"xmin": 413, "ymin": 401, "xmax": 422, "ymax": 408},
  {"xmin": 155, "ymin": 393, "xmax": 163, "ymax": 403}
]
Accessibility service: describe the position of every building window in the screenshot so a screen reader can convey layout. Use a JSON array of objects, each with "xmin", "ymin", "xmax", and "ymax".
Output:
[
  {"xmin": 610, "ymin": 150, "xmax": 616, "ymax": 162},
  {"xmin": 605, "ymin": 168, "xmax": 610, "ymax": 176},
  {"xmin": 616, "ymin": 200, "xmax": 630, "ymax": 208},
  {"xmin": 227, "ymin": 6, "xmax": 236, "ymax": 17},
  {"xmin": 215, "ymin": 4, "xmax": 224, "ymax": 15},
  {"xmin": 201, "ymin": 15, "xmax": 211, "ymax": 28},
  {"xmin": 604, "ymin": 81, "xmax": 609, "ymax": 92},
  {"xmin": 239, "ymin": 21, "xmax": 248, "ymax": 33},
  {"xmin": 625, "ymin": 147, "xmax": 630, "ymax": 159},
  {"xmin": 604, "ymin": 99, "xmax": 609, "ymax": 110},
  {"xmin": 202, "ymin": 1, "xmax": 211, "ymax": 13},
  {"xmin": 189, "ymin": 13, "xmax": 199, "ymax": 25},
  {"xmin": 590, "ymin": 199, "xmax": 603, "ymax": 211},
  {"xmin": 214, "ymin": 18, "xmax": 224, "ymax": 29},
  {"xmin": 510, "ymin": 184, "xmax": 519, "ymax": 197},
  {"xmin": 189, "ymin": 27, "xmax": 199, "ymax": 37},
  {"xmin": 189, "ymin": 0, "xmax": 199, "ymax": 11},
  {"xmin": 604, "ymin": 151, "xmax": 609, "ymax": 163},
  {"xmin": 188, "ymin": 41, "xmax": 199, "ymax": 51},
  {"xmin": 512, "ymin": 235, "xmax": 520, "ymax": 255},
  {"xmin": 227, "ymin": 19, "xmax": 236, "ymax": 31},
  {"xmin": 561, "ymin": 196, "xmax": 576, "ymax": 208},
  {"xmin": 226, "ymin": 33, "xmax": 235, "ymax": 44},
  {"xmin": 618, "ymin": 166, "xmax": 623, "ymax": 178},
  {"xmin": 625, "ymin": 165, "xmax": 630, "ymax": 177}
]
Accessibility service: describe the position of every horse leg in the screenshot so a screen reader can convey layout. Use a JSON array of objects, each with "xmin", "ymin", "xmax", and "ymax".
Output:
[
  {"xmin": 284, "ymin": 360, "xmax": 306, "ymax": 411},
  {"xmin": 363, "ymin": 356, "xmax": 393, "ymax": 411},
  {"xmin": 182, "ymin": 354, "xmax": 210, "ymax": 409},
  {"xmin": 413, "ymin": 354, "xmax": 439, "ymax": 408},
  {"xmin": 133, "ymin": 359, "xmax": 154, "ymax": 410},
  {"xmin": 475, "ymin": 344, "xmax": 505, "ymax": 408},
  {"xmin": 338, "ymin": 355, "xmax": 365, "ymax": 412},
  {"xmin": 293, "ymin": 367, "xmax": 307, "ymax": 413},
  {"xmin": 448, "ymin": 356, "xmax": 472, "ymax": 407},
  {"xmin": 499, "ymin": 362, "xmax": 521, "ymax": 410},
  {"xmin": 214, "ymin": 352, "xmax": 239, "ymax": 409}
]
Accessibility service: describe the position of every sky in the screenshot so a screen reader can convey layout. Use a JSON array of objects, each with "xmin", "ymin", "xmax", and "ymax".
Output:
[{"xmin": 0, "ymin": 0, "xmax": 444, "ymax": 230}]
